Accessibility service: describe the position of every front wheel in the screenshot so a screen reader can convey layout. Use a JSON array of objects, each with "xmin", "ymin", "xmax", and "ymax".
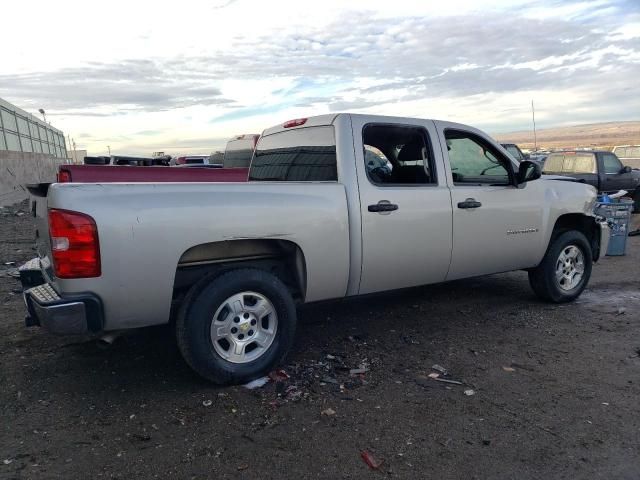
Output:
[
  {"xmin": 528, "ymin": 230, "xmax": 593, "ymax": 303},
  {"xmin": 176, "ymin": 268, "xmax": 297, "ymax": 384}
]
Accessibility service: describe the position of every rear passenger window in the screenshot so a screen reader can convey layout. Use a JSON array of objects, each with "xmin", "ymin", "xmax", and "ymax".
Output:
[
  {"xmin": 362, "ymin": 124, "xmax": 436, "ymax": 185},
  {"xmin": 249, "ymin": 127, "xmax": 337, "ymax": 181}
]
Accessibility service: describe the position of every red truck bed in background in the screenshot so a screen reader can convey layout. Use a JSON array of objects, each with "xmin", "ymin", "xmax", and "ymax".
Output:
[{"xmin": 57, "ymin": 165, "xmax": 249, "ymax": 183}]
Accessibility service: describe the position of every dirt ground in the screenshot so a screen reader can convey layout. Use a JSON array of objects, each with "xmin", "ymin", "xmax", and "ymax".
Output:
[{"xmin": 1, "ymin": 200, "xmax": 639, "ymax": 480}]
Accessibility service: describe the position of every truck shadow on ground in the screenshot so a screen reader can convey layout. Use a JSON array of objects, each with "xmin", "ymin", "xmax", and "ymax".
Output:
[{"xmin": 41, "ymin": 271, "xmax": 536, "ymax": 393}]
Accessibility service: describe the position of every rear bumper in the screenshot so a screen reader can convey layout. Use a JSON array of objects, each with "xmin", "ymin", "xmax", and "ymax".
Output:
[{"xmin": 21, "ymin": 259, "xmax": 104, "ymax": 335}]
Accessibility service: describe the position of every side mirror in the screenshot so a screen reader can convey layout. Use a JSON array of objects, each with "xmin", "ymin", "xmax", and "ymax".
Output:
[
  {"xmin": 517, "ymin": 160, "xmax": 541, "ymax": 185},
  {"xmin": 621, "ymin": 165, "xmax": 632, "ymax": 174}
]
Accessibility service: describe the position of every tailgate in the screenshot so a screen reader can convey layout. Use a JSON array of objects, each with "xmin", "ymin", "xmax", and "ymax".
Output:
[{"xmin": 26, "ymin": 183, "xmax": 56, "ymax": 285}]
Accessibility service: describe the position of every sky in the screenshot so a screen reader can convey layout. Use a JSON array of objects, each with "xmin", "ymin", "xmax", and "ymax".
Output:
[{"xmin": 1, "ymin": 0, "xmax": 639, "ymax": 156}]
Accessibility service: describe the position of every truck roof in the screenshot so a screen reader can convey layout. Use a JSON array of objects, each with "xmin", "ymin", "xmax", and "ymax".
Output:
[{"xmin": 261, "ymin": 113, "xmax": 478, "ymax": 137}]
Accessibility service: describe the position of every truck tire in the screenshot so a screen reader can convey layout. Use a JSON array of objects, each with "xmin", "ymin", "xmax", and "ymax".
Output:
[
  {"xmin": 528, "ymin": 230, "xmax": 592, "ymax": 303},
  {"xmin": 176, "ymin": 268, "xmax": 296, "ymax": 384}
]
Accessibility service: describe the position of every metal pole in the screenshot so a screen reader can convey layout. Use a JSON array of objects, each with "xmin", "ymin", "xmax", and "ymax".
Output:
[
  {"xmin": 72, "ymin": 138, "xmax": 77, "ymax": 165},
  {"xmin": 107, "ymin": 145, "xmax": 111, "ymax": 156},
  {"xmin": 67, "ymin": 134, "xmax": 73, "ymax": 163},
  {"xmin": 531, "ymin": 100, "xmax": 537, "ymax": 153}
]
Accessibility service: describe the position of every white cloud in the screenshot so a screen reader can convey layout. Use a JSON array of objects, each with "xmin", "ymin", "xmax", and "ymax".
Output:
[{"xmin": 0, "ymin": 0, "xmax": 638, "ymax": 155}]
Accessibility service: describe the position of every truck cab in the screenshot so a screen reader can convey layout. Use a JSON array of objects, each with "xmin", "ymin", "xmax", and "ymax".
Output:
[{"xmin": 543, "ymin": 150, "xmax": 640, "ymax": 210}]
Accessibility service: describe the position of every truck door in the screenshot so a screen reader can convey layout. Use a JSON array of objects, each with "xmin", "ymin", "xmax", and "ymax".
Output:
[
  {"xmin": 600, "ymin": 152, "xmax": 634, "ymax": 193},
  {"xmin": 351, "ymin": 117, "xmax": 453, "ymax": 295},
  {"xmin": 434, "ymin": 122, "xmax": 545, "ymax": 280}
]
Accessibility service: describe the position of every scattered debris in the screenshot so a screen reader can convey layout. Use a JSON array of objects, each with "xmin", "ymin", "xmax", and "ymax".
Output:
[
  {"xmin": 284, "ymin": 385, "xmax": 303, "ymax": 402},
  {"xmin": 509, "ymin": 363, "xmax": 535, "ymax": 372},
  {"xmin": 360, "ymin": 450, "xmax": 383, "ymax": 470},
  {"xmin": 321, "ymin": 408, "xmax": 336, "ymax": 416},
  {"xmin": 431, "ymin": 364, "xmax": 448, "ymax": 375},
  {"xmin": 464, "ymin": 389, "xmax": 476, "ymax": 396},
  {"xmin": 350, "ymin": 367, "xmax": 368, "ymax": 375},
  {"xmin": 202, "ymin": 400, "xmax": 213, "ymax": 407},
  {"xmin": 502, "ymin": 366, "xmax": 516, "ymax": 372},
  {"xmin": 268, "ymin": 369, "xmax": 290, "ymax": 382},
  {"xmin": 427, "ymin": 373, "xmax": 440, "ymax": 379},
  {"xmin": 482, "ymin": 439, "xmax": 491, "ymax": 446},
  {"xmin": 326, "ymin": 354, "xmax": 336, "ymax": 360},
  {"xmin": 3, "ymin": 459, "xmax": 13, "ymax": 465},
  {"xmin": 433, "ymin": 377, "xmax": 463, "ymax": 385},
  {"xmin": 321, "ymin": 376, "xmax": 339, "ymax": 384},
  {"xmin": 4, "ymin": 262, "xmax": 15, "ymax": 266},
  {"xmin": 243, "ymin": 376, "xmax": 270, "ymax": 390},
  {"xmin": 602, "ymin": 402, "xmax": 609, "ymax": 406},
  {"xmin": 616, "ymin": 307, "xmax": 626, "ymax": 315},
  {"xmin": 237, "ymin": 464, "xmax": 249, "ymax": 471}
]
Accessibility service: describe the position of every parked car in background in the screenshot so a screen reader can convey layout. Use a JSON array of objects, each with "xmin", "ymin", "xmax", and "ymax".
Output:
[
  {"xmin": 529, "ymin": 152, "xmax": 548, "ymax": 164},
  {"xmin": 500, "ymin": 143, "xmax": 528, "ymax": 162},
  {"xmin": 612, "ymin": 145, "xmax": 640, "ymax": 170},
  {"xmin": 24, "ymin": 113, "xmax": 609, "ymax": 385},
  {"xmin": 223, "ymin": 134, "xmax": 260, "ymax": 168},
  {"xmin": 109, "ymin": 155, "xmax": 158, "ymax": 166},
  {"xmin": 83, "ymin": 156, "xmax": 110, "ymax": 165},
  {"xmin": 209, "ymin": 151, "xmax": 224, "ymax": 165},
  {"xmin": 173, "ymin": 155, "xmax": 220, "ymax": 166},
  {"xmin": 501, "ymin": 143, "xmax": 546, "ymax": 167},
  {"xmin": 542, "ymin": 150, "xmax": 640, "ymax": 211}
]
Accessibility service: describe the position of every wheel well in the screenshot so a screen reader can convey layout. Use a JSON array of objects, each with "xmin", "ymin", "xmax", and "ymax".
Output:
[
  {"xmin": 551, "ymin": 213, "xmax": 601, "ymax": 261},
  {"xmin": 171, "ymin": 239, "xmax": 307, "ymax": 313}
]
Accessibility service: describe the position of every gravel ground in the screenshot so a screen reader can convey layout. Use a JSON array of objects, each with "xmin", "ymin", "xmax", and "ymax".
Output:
[{"xmin": 1, "ymin": 200, "xmax": 639, "ymax": 480}]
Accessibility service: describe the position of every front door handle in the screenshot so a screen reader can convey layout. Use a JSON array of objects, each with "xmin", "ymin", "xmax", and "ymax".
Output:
[
  {"xmin": 457, "ymin": 198, "xmax": 482, "ymax": 209},
  {"xmin": 368, "ymin": 202, "xmax": 399, "ymax": 213}
]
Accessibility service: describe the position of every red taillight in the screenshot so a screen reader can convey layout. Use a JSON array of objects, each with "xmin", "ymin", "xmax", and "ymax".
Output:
[
  {"xmin": 176, "ymin": 156, "xmax": 187, "ymax": 164},
  {"xmin": 48, "ymin": 209, "xmax": 101, "ymax": 278},
  {"xmin": 57, "ymin": 170, "xmax": 72, "ymax": 183},
  {"xmin": 283, "ymin": 118, "xmax": 307, "ymax": 128}
]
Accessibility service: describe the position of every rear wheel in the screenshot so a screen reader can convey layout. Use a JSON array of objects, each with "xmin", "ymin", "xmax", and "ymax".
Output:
[
  {"xmin": 528, "ymin": 230, "xmax": 592, "ymax": 303},
  {"xmin": 176, "ymin": 268, "xmax": 296, "ymax": 384}
]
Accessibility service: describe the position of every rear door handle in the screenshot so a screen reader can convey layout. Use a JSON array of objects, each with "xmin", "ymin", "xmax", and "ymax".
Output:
[
  {"xmin": 368, "ymin": 202, "xmax": 399, "ymax": 213},
  {"xmin": 457, "ymin": 198, "xmax": 482, "ymax": 209}
]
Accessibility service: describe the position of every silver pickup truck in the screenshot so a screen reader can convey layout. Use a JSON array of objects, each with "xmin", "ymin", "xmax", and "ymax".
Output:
[{"xmin": 23, "ymin": 113, "xmax": 609, "ymax": 384}]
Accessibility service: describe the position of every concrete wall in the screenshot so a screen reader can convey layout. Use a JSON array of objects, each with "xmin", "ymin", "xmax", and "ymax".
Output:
[{"xmin": 1, "ymin": 150, "xmax": 64, "ymax": 206}]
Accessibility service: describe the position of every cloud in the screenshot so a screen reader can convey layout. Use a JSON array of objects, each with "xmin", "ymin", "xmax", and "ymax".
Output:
[
  {"xmin": 0, "ymin": 59, "xmax": 234, "ymax": 112},
  {"xmin": 0, "ymin": 0, "xmax": 637, "ymax": 154}
]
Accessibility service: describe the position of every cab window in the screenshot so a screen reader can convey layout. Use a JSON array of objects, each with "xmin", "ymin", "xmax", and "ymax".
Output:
[
  {"xmin": 362, "ymin": 124, "xmax": 436, "ymax": 185},
  {"xmin": 602, "ymin": 153, "xmax": 623, "ymax": 174},
  {"xmin": 445, "ymin": 130, "xmax": 511, "ymax": 185}
]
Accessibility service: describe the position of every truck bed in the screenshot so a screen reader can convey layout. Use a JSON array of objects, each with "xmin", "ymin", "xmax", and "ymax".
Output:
[{"xmin": 58, "ymin": 165, "xmax": 249, "ymax": 183}]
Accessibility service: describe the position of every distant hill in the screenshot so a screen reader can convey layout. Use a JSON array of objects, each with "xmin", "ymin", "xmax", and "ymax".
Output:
[{"xmin": 493, "ymin": 121, "xmax": 640, "ymax": 150}]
